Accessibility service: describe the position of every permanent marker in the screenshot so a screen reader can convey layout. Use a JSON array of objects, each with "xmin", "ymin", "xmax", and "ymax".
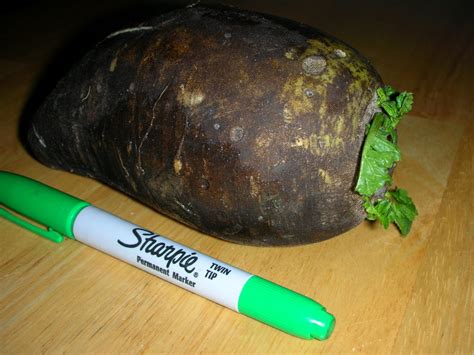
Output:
[{"xmin": 0, "ymin": 171, "xmax": 335, "ymax": 340}]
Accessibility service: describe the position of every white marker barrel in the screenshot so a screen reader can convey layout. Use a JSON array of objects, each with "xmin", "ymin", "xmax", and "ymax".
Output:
[{"xmin": 73, "ymin": 206, "xmax": 252, "ymax": 311}]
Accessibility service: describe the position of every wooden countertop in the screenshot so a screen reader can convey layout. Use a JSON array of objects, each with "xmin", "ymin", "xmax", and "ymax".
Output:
[{"xmin": 1, "ymin": 0, "xmax": 472, "ymax": 352}]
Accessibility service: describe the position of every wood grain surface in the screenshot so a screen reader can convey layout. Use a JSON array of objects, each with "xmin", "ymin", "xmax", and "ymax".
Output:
[{"xmin": 1, "ymin": 0, "xmax": 473, "ymax": 353}]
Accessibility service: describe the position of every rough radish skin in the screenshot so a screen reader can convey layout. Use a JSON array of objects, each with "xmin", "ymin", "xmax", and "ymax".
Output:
[{"xmin": 28, "ymin": 5, "xmax": 382, "ymax": 246}]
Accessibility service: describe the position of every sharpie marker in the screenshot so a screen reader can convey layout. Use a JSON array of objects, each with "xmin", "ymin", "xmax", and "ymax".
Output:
[{"xmin": 0, "ymin": 171, "xmax": 335, "ymax": 340}]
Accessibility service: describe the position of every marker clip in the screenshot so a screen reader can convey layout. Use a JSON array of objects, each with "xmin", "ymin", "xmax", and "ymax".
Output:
[
  {"xmin": 0, "ymin": 207, "xmax": 65, "ymax": 243},
  {"xmin": 0, "ymin": 171, "xmax": 90, "ymax": 242}
]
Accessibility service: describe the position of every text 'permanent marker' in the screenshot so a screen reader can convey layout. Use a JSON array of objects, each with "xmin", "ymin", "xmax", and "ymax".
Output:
[{"xmin": 0, "ymin": 171, "xmax": 335, "ymax": 340}]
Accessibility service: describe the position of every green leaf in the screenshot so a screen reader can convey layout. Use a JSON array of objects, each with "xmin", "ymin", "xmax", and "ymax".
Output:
[
  {"xmin": 391, "ymin": 198, "xmax": 418, "ymax": 235},
  {"xmin": 380, "ymin": 101, "xmax": 399, "ymax": 118},
  {"xmin": 376, "ymin": 87, "xmax": 389, "ymax": 104},
  {"xmin": 366, "ymin": 189, "xmax": 418, "ymax": 235},
  {"xmin": 376, "ymin": 86, "xmax": 396, "ymax": 105},
  {"xmin": 378, "ymin": 87, "xmax": 414, "ymax": 120},
  {"xmin": 356, "ymin": 85, "xmax": 417, "ymax": 235},
  {"xmin": 384, "ymin": 86, "xmax": 396, "ymax": 97},
  {"xmin": 363, "ymin": 197, "xmax": 378, "ymax": 221},
  {"xmin": 355, "ymin": 113, "xmax": 401, "ymax": 196},
  {"xmin": 396, "ymin": 92, "xmax": 414, "ymax": 116}
]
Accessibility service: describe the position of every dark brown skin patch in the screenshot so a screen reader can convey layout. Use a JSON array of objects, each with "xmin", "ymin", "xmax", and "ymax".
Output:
[{"xmin": 28, "ymin": 5, "xmax": 382, "ymax": 246}]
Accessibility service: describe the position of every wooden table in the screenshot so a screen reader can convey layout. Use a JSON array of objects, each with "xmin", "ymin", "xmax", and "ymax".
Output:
[{"xmin": 1, "ymin": 0, "xmax": 472, "ymax": 352}]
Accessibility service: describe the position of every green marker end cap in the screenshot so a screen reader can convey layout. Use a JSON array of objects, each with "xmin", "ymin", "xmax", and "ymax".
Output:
[
  {"xmin": 238, "ymin": 276, "xmax": 336, "ymax": 340},
  {"xmin": 309, "ymin": 308, "xmax": 335, "ymax": 340}
]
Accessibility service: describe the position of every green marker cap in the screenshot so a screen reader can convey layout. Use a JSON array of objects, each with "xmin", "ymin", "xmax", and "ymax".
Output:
[
  {"xmin": 0, "ymin": 171, "xmax": 90, "ymax": 242},
  {"xmin": 238, "ymin": 276, "xmax": 335, "ymax": 340}
]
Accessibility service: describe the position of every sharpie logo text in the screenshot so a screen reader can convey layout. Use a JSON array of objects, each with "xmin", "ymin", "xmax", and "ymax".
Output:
[{"xmin": 118, "ymin": 228, "xmax": 198, "ymax": 273}]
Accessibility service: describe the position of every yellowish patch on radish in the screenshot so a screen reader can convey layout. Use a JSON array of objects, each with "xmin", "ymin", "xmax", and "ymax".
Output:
[
  {"xmin": 318, "ymin": 168, "xmax": 333, "ymax": 185},
  {"xmin": 109, "ymin": 57, "xmax": 118, "ymax": 72},
  {"xmin": 178, "ymin": 84, "xmax": 205, "ymax": 107},
  {"xmin": 174, "ymin": 159, "xmax": 183, "ymax": 175}
]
